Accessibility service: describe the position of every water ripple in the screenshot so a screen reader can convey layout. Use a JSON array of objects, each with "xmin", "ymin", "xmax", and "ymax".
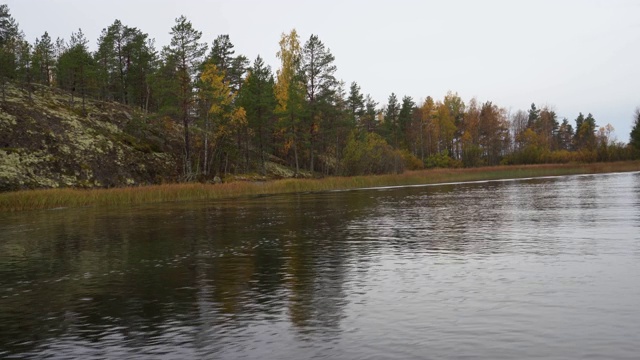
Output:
[{"xmin": 1, "ymin": 173, "xmax": 640, "ymax": 359}]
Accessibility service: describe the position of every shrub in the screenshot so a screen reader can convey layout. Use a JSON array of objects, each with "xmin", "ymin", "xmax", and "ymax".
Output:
[
  {"xmin": 462, "ymin": 144, "xmax": 483, "ymax": 167},
  {"xmin": 547, "ymin": 150, "xmax": 574, "ymax": 164},
  {"xmin": 576, "ymin": 149, "xmax": 597, "ymax": 163},
  {"xmin": 399, "ymin": 150, "xmax": 423, "ymax": 170},
  {"xmin": 341, "ymin": 131, "xmax": 404, "ymax": 175},
  {"xmin": 424, "ymin": 150, "xmax": 461, "ymax": 169}
]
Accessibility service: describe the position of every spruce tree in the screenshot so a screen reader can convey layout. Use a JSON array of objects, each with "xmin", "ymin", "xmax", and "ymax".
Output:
[
  {"xmin": 527, "ymin": 103, "xmax": 540, "ymax": 129},
  {"xmin": 398, "ymin": 95, "xmax": 415, "ymax": 149},
  {"xmin": 347, "ymin": 82, "xmax": 364, "ymax": 126},
  {"xmin": 384, "ymin": 93, "xmax": 399, "ymax": 147}
]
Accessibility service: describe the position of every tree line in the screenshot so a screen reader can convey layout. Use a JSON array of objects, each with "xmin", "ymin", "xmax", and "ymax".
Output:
[{"xmin": 2, "ymin": 4, "xmax": 640, "ymax": 179}]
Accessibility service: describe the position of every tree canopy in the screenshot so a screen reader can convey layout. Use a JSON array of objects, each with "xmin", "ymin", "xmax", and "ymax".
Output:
[{"xmin": 0, "ymin": 3, "xmax": 637, "ymax": 179}]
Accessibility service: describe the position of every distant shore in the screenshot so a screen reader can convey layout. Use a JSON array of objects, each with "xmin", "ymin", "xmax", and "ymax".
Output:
[{"xmin": 1, "ymin": 161, "xmax": 640, "ymax": 212}]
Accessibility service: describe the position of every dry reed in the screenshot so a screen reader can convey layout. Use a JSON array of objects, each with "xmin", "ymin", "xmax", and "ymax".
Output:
[{"xmin": 2, "ymin": 161, "xmax": 639, "ymax": 212}]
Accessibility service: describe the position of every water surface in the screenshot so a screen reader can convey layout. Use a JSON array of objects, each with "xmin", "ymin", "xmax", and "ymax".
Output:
[{"xmin": 1, "ymin": 172, "xmax": 639, "ymax": 359}]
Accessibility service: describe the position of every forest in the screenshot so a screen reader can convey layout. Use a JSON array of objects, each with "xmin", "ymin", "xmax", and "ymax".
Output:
[{"xmin": 2, "ymin": 4, "xmax": 640, "ymax": 180}]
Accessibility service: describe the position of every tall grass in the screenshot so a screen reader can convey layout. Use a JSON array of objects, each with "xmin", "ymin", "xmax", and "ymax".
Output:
[{"xmin": 2, "ymin": 161, "xmax": 639, "ymax": 212}]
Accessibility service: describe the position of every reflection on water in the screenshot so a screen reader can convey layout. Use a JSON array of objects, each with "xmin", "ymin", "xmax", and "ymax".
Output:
[{"xmin": 1, "ymin": 172, "xmax": 640, "ymax": 359}]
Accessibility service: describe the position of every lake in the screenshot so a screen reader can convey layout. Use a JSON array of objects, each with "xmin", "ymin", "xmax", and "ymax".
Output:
[{"xmin": 1, "ymin": 172, "xmax": 639, "ymax": 359}]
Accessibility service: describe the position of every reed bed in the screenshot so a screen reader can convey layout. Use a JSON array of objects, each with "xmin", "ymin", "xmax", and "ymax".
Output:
[{"xmin": 2, "ymin": 161, "xmax": 639, "ymax": 212}]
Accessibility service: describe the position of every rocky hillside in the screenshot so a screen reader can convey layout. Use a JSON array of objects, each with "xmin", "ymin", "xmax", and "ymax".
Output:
[{"xmin": 0, "ymin": 84, "xmax": 182, "ymax": 191}]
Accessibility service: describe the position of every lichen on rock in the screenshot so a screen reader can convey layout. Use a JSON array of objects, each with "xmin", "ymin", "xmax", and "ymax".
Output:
[{"xmin": 0, "ymin": 84, "xmax": 180, "ymax": 191}]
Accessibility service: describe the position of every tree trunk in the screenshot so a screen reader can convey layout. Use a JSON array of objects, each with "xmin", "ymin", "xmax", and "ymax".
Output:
[
  {"xmin": 145, "ymin": 82, "xmax": 150, "ymax": 114},
  {"xmin": 183, "ymin": 113, "xmax": 191, "ymax": 176},
  {"xmin": 81, "ymin": 76, "xmax": 86, "ymax": 114},
  {"xmin": 335, "ymin": 131, "xmax": 340, "ymax": 175},
  {"xmin": 292, "ymin": 122, "xmax": 299, "ymax": 176},
  {"xmin": 420, "ymin": 123, "xmax": 424, "ymax": 162},
  {"xmin": 79, "ymin": 61, "xmax": 86, "ymax": 115},
  {"xmin": 203, "ymin": 113, "xmax": 209, "ymax": 176},
  {"xmin": 244, "ymin": 127, "xmax": 250, "ymax": 172},
  {"xmin": 310, "ymin": 136, "xmax": 314, "ymax": 173},
  {"xmin": 259, "ymin": 126, "xmax": 265, "ymax": 176}
]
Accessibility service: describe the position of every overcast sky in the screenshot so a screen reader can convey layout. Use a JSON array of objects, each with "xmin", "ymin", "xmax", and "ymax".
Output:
[{"xmin": 6, "ymin": 0, "xmax": 640, "ymax": 141}]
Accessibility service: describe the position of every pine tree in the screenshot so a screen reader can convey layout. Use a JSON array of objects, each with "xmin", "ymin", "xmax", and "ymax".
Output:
[
  {"xmin": 630, "ymin": 108, "xmax": 640, "ymax": 152},
  {"xmin": 95, "ymin": 20, "xmax": 155, "ymax": 108},
  {"xmin": 574, "ymin": 112, "xmax": 597, "ymax": 150},
  {"xmin": 126, "ymin": 33, "xmax": 156, "ymax": 112},
  {"xmin": 164, "ymin": 15, "xmax": 207, "ymax": 176},
  {"xmin": 151, "ymin": 52, "xmax": 179, "ymax": 117},
  {"xmin": 0, "ymin": 4, "xmax": 18, "ymax": 46},
  {"xmin": 237, "ymin": 56, "xmax": 276, "ymax": 175},
  {"xmin": 56, "ymin": 29, "xmax": 95, "ymax": 113},
  {"xmin": 15, "ymin": 39, "xmax": 33, "ymax": 99},
  {"xmin": 204, "ymin": 35, "xmax": 248, "ymax": 94},
  {"xmin": 32, "ymin": 32, "xmax": 55, "ymax": 86},
  {"xmin": 300, "ymin": 34, "xmax": 337, "ymax": 172},
  {"xmin": 557, "ymin": 118, "xmax": 574, "ymax": 151},
  {"xmin": 0, "ymin": 4, "xmax": 19, "ymax": 101}
]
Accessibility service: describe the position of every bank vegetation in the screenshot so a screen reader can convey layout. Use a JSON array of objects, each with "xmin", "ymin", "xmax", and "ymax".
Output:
[{"xmin": 2, "ymin": 161, "xmax": 640, "ymax": 212}]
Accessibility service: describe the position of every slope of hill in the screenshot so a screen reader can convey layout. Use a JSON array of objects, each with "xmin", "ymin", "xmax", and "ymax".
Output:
[{"xmin": 0, "ymin": 84, "xmax": 181, "ymax": 191}]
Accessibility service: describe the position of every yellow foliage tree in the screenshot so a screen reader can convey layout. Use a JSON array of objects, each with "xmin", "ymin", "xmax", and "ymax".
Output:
[
  {"xmin": 199, "ymin": 63, "xmax": 246, "ymax": 175},
  {"xmin": 435, "ymin": 101, "xmax": 456, "ymax": 154},
  {"xmin": 274, "ymin": 29, "xmax": 304, "ymax": 175}
]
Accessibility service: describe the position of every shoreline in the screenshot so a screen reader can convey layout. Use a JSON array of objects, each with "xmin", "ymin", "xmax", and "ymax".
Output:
[{"xmin": 2, "ymin": 161, "xmax": 640, "ymax": 212}]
